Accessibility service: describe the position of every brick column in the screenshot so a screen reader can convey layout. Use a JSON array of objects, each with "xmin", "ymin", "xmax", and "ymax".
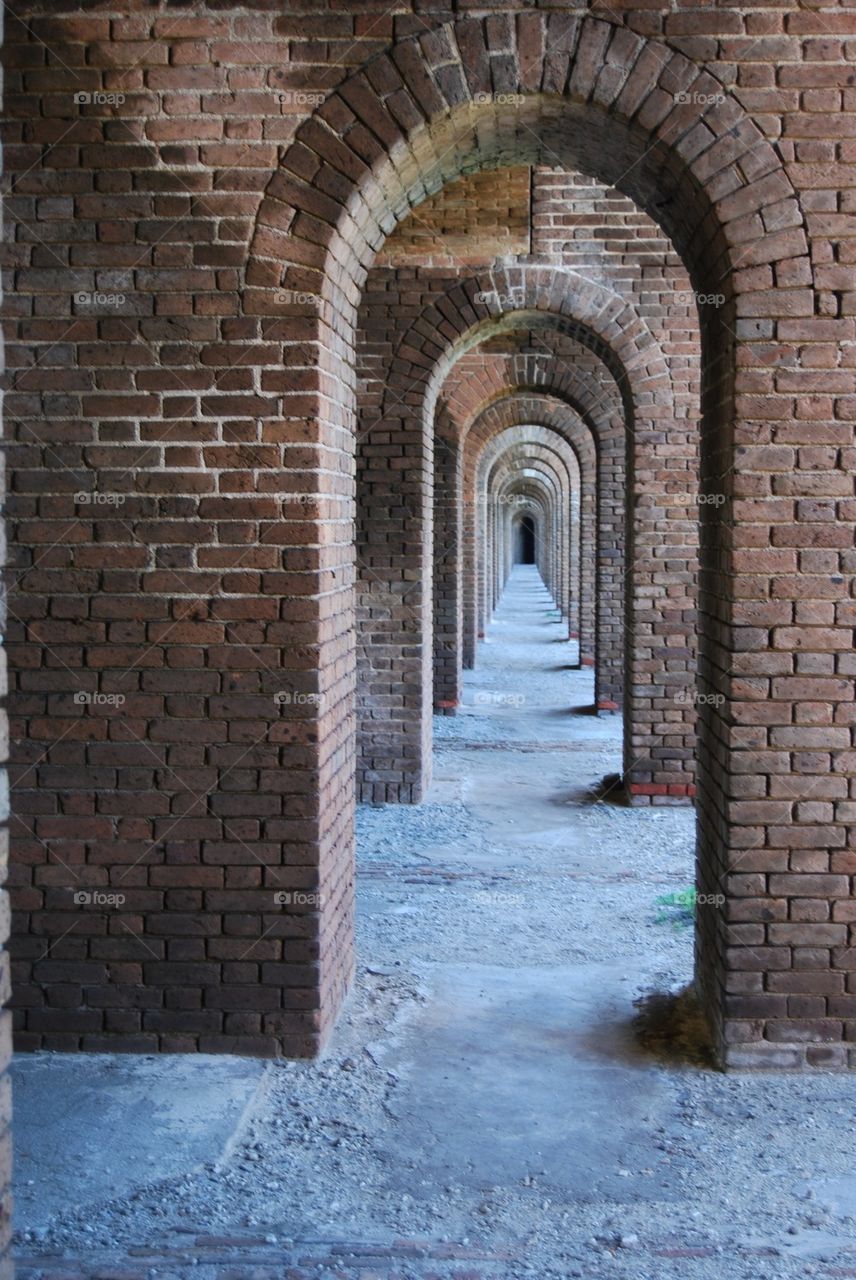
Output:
[
  {"xmin": 0, "ymin": 19, "xmax": 13, "ymax": 1254},
  {"xmin": 697, "ymin": 299, "xmax": 856, "ymax": 1067},
  {"xmin": 622, "ymin": 411, "xmax": 699, "ymax": 800},
  {"xmin": 355, "ymin": 415, "xmax": 433, "ymax": 804},
  {"xmin": 433, "ymin": 426, "xmax": 463, "ymax": 714}
]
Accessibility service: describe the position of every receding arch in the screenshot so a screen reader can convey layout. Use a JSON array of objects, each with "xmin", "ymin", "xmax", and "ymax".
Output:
[
  {"xmin": 475, "ymin": 421, "xmax": 583, "ymax": 655},
  {"xmin": 249, "ymin": 15, "xmax": 803, "ymax": 319},
  {"xmin": 356, "ymin": 274, "xmax": 649, "ymax": 802},
  {"xmin": 241, "ymin": 14, "xmax": 812, "ymax": 1065},
  {"xmin": 463, "ymin": 395, "xmax": 601, "ymax": 682},
  {"xmin": 488, "ymin": 443, "xmax": 574, "ymax": 614},
  {"xmin": 433, "ymin": 411, "xmax": 585, "ymax": 715}
]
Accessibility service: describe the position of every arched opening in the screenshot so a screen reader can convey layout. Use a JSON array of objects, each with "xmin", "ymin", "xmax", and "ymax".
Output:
[
  {"xmin": 9, "ymin": 12, "xmax": 819, "ymax": 1075},
  {"xmin": 242, "ymin": 24, "xmax": 809, "ymax": 1061},
  {"xmin": 514, "ymin": 512, "xmax": 538, "ymax": 567}
]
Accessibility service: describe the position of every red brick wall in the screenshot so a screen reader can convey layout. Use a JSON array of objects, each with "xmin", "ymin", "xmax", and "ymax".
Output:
[
  {"xmin": 380, "ymin": 166, "xmax": 531, "ymax": 267},
  {"xmin": 3, "ymin": 2, "xmax": 856, "ymax": 1074}
]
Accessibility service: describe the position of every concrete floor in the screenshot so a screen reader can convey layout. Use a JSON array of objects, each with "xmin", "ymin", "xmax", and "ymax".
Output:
[
  {"xmin": 15, "ymin": 567, "xmax": 856, "ymax": 1278},
  {"xmin": 14, "ymin": 1054, "xmax": 270, "ymax": 1235}
]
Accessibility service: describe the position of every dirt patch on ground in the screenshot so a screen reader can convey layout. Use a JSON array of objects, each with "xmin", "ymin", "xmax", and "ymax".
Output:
[{"xmin": 633, "ymin": 985, "xmax": 716, "ymax": 1069}]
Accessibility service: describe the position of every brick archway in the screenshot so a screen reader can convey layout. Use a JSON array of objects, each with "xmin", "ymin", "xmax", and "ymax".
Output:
[
  {"xmin": 366, "ymin": 276, "xmax": 673, "ymax": 795},
  {"xmin": 463, "ymin": 396, "xmax": 601, "ymax": 688},
  {"xmin": 435, "ymin": 321, "xmax": 624, "ymax": 708},
  {"xmin": 486, "ymin": 442, "xmax": 575, "ymax": 632},
  {"xmin": 433, "ymin": 414, "xmax": 585, "ymax": 718},
  {"xmin": 355, "ymin": 269, "xmax": 667, "ymax": 805},
  {"xmin": 418, "ymin": 288, "xmax": 688, "ymax": 787},
  {"xmin": 6, "ymin": 12, "xmax": 817, "ymax": 1068},
  {"xmin": 496, "ymin": 478, "xmax": 555, "ymax": 589},
  {"xmin": 384, "ymin": 264, "xmax": 673, "ymax": 423},
  {"xmin": 242, "ymin": 16, "xmax": 818, "ymax": 1065},
  {"xmin": 477, "ymin": 427, "xmax": 582, "ymax": 646}
]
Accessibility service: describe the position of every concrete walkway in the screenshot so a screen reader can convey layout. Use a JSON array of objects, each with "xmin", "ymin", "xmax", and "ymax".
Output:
[{"xmin": 15, "ymin": 568, "xmax": 856, "ymax": 1279}]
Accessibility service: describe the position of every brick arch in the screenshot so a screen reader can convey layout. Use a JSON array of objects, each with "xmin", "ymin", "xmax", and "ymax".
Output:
[
  {"xmin": 465, "ymin": 403, "xmax": 597, "ymax": 675},
  {"xmin": 452, "ymin": 368, "xmax": 625, "ymax": 709},
  {"xmin": 435, "ymin": 330, "xmax": 625, "ymax": 687},
  {"xmin": 487, "ymin": 445, "xmax": 575, "ymax": 625},
  {"xmin": 484, "ymin": 436, "xmax": 577, "ymax": 625},
  {"xmin": 439, "ymin": 331, "xmax": 624, "ymax": 451},
  {"xmin": 359, "ymin": 272, "xmax": 641, "ymax": 802},
  {"xmin": 433, "ymin": 413, "xmax": 585, "ymax": 715},
  {"xmin": 242, "ymin": 16, "xmax": 816, "ymax": 1066},
  {"xmin": 431, "ymin": 337, "xmax": 618, "ymax": 685},
  {"xmin": 385, "ymin": 265, "xmax": 672, "ymax": 430},
  {"xmin": 496, "ymin": 473, "xmax": 554, "ymax": 581},
  {"xmin": 481, "ymin": 430, "xmax": 581, "ymax": 622},
  {"xmin": 248, "ymin": 14, "xmax": 805, "ymax": 320},
  {"xmin": 501, "ymin": 484, "xmax": 554, "ymax": 589},
  {"xmin": 414, "ymin": 275, "xmax": 645, "ymax": 738},
  {"xmin": 394, "ymin": 277, "xmax": 688, "ymax": 772},
  {"xmin": 496, "ymin": 470, "xmax": 558, "ymax": 591}
]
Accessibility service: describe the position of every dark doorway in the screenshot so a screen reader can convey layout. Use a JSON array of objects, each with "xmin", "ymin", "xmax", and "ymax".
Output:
[{"xmin": 514, "ymin": 514, "xmax": 536, "ymax": 564}]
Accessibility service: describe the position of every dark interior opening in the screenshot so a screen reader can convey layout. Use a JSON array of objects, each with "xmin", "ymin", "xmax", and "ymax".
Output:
[{"xmin": 514, "ymin": 514, "xmax": 536, "ymax": 564}]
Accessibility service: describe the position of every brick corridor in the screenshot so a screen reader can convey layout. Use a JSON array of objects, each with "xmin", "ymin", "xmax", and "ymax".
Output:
[
  {"xmin": 7, "ymin": 2, "xmax": 856, "ymax": 1082},
  {"xmin": 6, "ymin": 1, "xmax": 856, "ymax": 1272}
]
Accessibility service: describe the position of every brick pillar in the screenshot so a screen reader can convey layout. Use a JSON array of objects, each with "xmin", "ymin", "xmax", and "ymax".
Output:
[
  {"xmin": 593, "ymin": 436, "xmax": 625, "ymax": 703},
  {"xmin": 482, "ymin": 497, "xmax": 495, "ymax": 636},
  {"xmin": 433, "ymin": 428, "xmax": 462, "ymax": 714},
  {"xmin": 569, "ymin": 473, "xmax": 581, "ymax": 648},
  {"xmin": 0, "ymin": 41, "xmax": 12, "ymax": 1252},
  {"xmin": 462, "ymin": 494, "xmax": 479, "ymax": 669},
  {"xmin": 697, "ymin": 304, "xmax": 856, "ymax": 1067},
  {"xmin": 550, "ymin": 502, "xmax": 561, "ymax": 604},
  {"xmin": 622, "ymin": 413, "xmax": 698, "ymax": 801},
  {"xmin": 355, "ymin": 416, "xmax": 433, "ymax": 804}
]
